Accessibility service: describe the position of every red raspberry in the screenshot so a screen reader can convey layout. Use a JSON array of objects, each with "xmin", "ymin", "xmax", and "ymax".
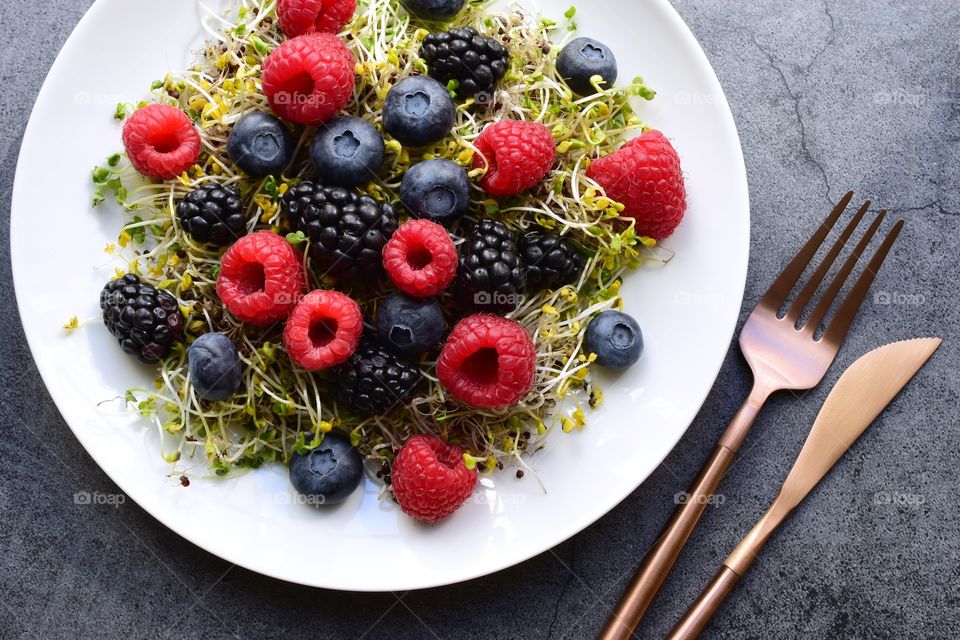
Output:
[
  {"xmin": 391, "ymin": 434, "xmax": 477, "ymax": 523},
  {"xmin": 277, "ymin": 0, "xmax": 357, "ymax": 36},
  {"xmin": 283, "ymin": 290, "xmax": 363, "ymax": 370},
  {"xmin": 436, "ymin": 314, "xmax": 536, "ymax": 409},
  {"xmin": 121, "ymin": 104, "xmax": 201, "ymax": 180},
  {"xmin": 216, "ymin": 231, "xmax": 307, "ymax": 325},
  {"xmin": 261, "ymin": 34, "xmax": 355, "ymax": 126},
  {"xmin": 586, "ymin": 129, "xmax": 687, "ymax": 240},
  {"xmin": 382, "ymin": 219, "xmax": 457, "ymax": 297},
  {"xmin": 472, "ymin": 120, "xmax": 556, "ymax": 196}
]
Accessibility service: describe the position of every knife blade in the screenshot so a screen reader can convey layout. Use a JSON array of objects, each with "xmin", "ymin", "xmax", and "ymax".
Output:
[{"xmin": 771, "ymin": 336, "xmax": 942, "ymax": 516}]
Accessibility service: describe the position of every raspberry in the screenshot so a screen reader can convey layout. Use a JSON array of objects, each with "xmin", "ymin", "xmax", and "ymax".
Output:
[
  {"xmin": 277, "ymin": 0, "xmax": 357, "ymax": 36},
  {"xmin": 472, "ymin": 120, "xmax": 556, "ymax": 196},
  {"xmin": 216, "ymin": 231, "xmax": 307, "ymax": 325},
  {"xmin": 391, "ymin": 435, "xmax": 477, "ymax": 522},
  {"xmin": 121, "ymin": 104, "xmax": 201, "ymax": 180},
  {"xmin": 586, "ymin": 129, "xmax": 687, "ymax": 240},
  {"xmin": 436, "ymin": 314, "xmax": 536, "ymax": 409},
  {"xmin": 382, "ymin": 219, "xmax": 457, "ymax": 297},
  {"xmin": 283, "ymin": 290, "xmax": 363, "ymax": 371},
  {"xmin": 261, "ymin": 34, "xmax": 355, "ymax": 126}
]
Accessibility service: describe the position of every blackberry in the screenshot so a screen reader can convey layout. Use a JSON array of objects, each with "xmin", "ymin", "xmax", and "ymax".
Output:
[
  {"xmin": 519, "ymin": 229, "xmax": 585, "ymax": 292},
  {"xmin": 455, "ymin": 219, "xmax": 525, "ymax": 311},
  {"xmin": 331, "ymin": 339, "xmax": 422, "ymax": 416},
  {"xmin": 282, "ymin": 181, "xmax": 398, "ymax": 280},
  {"xmin": 176, "ymin": 183, "xmax": 248, "ymax": 246},
  {"xmin": 420, "ymin": 27, "xmax": 508, "ymax": 101},
  {"xmin": 100, "ymin": 274, "xmax": 185, "ymax": 363}
]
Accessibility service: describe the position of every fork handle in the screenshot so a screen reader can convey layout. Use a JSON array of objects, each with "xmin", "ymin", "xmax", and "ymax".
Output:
[
  {"xmin": 597, "ymin": 384, "xmax": 771, "ymax": 640},
  {"xmin": 664, "ymin": 565, "xmax": 743, "ymax": 640}
]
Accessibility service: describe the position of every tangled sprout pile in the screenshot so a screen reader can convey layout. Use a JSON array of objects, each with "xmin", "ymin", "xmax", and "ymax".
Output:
[{"xmin": 86, "ymin": 0, "xmax": 666, "ymax": 480}]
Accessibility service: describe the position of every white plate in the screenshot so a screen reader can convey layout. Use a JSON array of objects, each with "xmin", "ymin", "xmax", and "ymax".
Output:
[{"xmin": 11, "ymin": 0, "xmax": 749, "ymax": 590}]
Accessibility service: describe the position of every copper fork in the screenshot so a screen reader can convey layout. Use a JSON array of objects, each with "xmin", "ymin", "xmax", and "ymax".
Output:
[{"xmin": 598, "ymin": 192, "xmax": 904, "ymax": 640}]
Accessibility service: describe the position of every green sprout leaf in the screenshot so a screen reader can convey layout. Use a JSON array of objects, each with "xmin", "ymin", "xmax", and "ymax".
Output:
[
  {"xmin": 124, "ymin": 217, "xmax": 146, "ymax": 245},
  {"xmin": 263, "ymin": 175, "xmax": 279, "ymax": 197},
  {"xmin": 113, "ymin": 103, "xmax": 132, "ymax": 120},
  {"xmin": 91, "ymin": 166, "xmax": 110, "ymax": 185},
  {"xmin": 250, "ymin": 35, "xmax": 270, "ymax": 56}
]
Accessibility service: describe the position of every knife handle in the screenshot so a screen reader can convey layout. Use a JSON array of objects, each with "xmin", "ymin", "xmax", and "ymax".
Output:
[
  {"xmin": 664, "ymin": 565, "xmax": 743, "ymax": 640},
  {"xmin": 597, "ymin": 383, "xmax": 771, "ymax": 640}
]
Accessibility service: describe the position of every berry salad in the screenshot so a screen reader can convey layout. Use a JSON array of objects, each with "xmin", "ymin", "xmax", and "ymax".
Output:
[{"xmin": 85, "ymin": 0, "xmax": 686, "ymax": 523}]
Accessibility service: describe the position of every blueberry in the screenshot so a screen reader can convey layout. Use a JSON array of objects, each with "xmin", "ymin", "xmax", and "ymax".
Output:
[
  {"xmin": 556, "ymin": 37, "xmax": 618, "ymax": 96},
  {"xmin": 399, "ymin": 0, "xmax": 465, "ymax": 20},
  {"xmin": 376, "ymin": 293, "xmax": 445, "ymax": 356},
  {"xmin": 227, "ymin": 111, "xmax": 295, "ymax": 178},
  {"xmin": 585, "ymin": 310, "xmax": 643, "ymax": 370},
  {"xmin": 309, "ymin": 115, "xmax": 385, "ymax": 188},
  {"xmin": 382, "ymin": 76, "xmax": 456, "ymax": 147},
  {"xmin": 288, "ymin": 432, "xmax": 364, "ymax": 506},
  {"xmin": 399, "ymin": 159, "xmax": 471, "ymax": 224},
  {"xmin": 187, "ymin": 333, "xmax": 243, "ymax": 401}
]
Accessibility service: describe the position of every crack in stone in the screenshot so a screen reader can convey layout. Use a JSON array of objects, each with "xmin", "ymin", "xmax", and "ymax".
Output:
[
  {"xmin": 749, "ymin": 33, "xmax": 834, "ymax": 205},
  {"xmin": 882, "ymin": 201, "xmax": 960, "ymax": 217},
  {"xmin": 805, "ymin": 0, "xmax": 838, "ymax": 72}
]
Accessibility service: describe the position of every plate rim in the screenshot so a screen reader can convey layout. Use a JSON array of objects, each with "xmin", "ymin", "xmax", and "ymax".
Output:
[{"xmin": 11, "ymin": 0, "xmax": 750, "ymax": 591}]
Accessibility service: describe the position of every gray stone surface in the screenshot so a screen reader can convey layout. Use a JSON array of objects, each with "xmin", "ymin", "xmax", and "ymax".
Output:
[{"xmin": 1, "ymin": 0, "xmax": 958, "ymax": 638}]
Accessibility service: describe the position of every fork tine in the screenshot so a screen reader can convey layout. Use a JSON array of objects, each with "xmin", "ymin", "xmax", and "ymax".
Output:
[
  {"xmin": 820, "ymin": 219, "xmax": 904, "ymax": 345},
  {"xmin": 785, "ymin": 199, "xmax": 871, "ymax": 322},
  {"xmin": 802, "ymin": 211, "xmax": 887, "ymax": 332},
  {"xmin": 758, "ymin": 190, "xmax": 854, "ymax": 309}
]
